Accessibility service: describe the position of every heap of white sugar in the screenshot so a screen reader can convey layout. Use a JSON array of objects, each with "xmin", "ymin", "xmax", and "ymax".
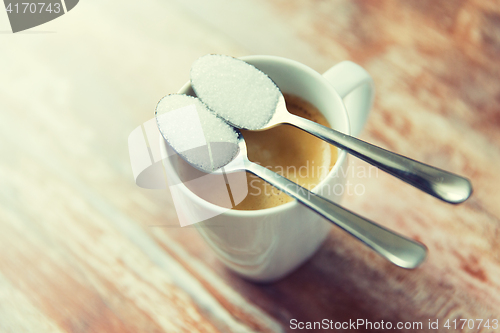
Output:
[
  {"xmin": 155, "ymin": 94, "xmax": 239, "ymax": 173},
  {"xmin": 190, "ymin": 54, "xmax": 280, "ymax": 130}
]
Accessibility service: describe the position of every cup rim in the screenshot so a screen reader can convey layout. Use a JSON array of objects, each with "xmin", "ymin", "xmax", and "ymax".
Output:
[{"xmin": 165, "ymin": 55, "xmax": 350, "ymax": 218}]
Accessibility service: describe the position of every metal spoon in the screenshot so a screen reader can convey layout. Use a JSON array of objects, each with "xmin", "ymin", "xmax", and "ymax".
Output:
[
  {"xmin": 190, "ymin": 55, "xmax": 472, "ymax": 204},
  {"xmin": 159, "ymin": 130, "xmax": 427, "ymax": 267},
  {"xmin": 156, "ymin": 95, "xmax": 427, "ymax": 268}
]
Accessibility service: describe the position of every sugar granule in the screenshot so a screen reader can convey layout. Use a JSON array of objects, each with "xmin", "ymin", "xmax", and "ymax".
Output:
[
  {"xmin": 155, "ymin": 94, "xmax": 239, "ymax": 173},
  {"xmin": 191, "ymin": 54, "xmax": 280, "ymax": 130}
]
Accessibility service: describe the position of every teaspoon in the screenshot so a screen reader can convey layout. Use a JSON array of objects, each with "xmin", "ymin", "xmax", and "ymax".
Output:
[
  {"xmin": 191, "ymin": 54, "xmax": 473, "ymax": 204},
  {"xmin": 156, "ymin": 94, "xmax": 428, "ymax": 269}
]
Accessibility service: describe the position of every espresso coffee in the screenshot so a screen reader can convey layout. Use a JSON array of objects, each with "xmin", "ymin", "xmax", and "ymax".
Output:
[{"xmin": 234, "ymin": 93, "xmax": 337, "ymax": 210}]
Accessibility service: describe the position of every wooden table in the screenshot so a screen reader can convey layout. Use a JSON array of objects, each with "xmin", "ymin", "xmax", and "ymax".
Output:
[{"xmin": 1, "ymin": 0, "xmax": 499, "ymax": 332}]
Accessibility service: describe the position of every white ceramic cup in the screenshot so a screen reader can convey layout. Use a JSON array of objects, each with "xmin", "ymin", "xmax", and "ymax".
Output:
[{"xmin": 160, "ymin": 55, "xmax": 374, "ymax": 282}]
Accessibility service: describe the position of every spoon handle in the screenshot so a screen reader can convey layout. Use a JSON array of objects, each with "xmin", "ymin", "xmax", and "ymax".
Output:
[
  {"xmin": 287, "ymin": 114, "xmax": 472, "ymax": 204},
  {"xmin": 244, "ymin": 161, "xmax": 427, "ymax": 269}
]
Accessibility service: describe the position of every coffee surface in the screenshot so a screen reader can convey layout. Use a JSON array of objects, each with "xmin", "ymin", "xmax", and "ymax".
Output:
[{"xmin": 234, "ymin": 93, "xmax": 337, "ymax": 210}]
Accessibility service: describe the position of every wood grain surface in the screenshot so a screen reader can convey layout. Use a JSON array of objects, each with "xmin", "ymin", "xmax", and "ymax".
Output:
[{"xmin": 1, "ymin": 0, "xmax": 499, "ymax": 332}]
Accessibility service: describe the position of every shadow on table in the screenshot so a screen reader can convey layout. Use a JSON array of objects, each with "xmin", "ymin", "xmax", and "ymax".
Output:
[{"xmin": 230, "ymin": 228, "xmax": 437, "ymax": 332}]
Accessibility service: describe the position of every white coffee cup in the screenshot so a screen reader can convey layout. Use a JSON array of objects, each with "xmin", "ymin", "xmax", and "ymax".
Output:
[{"xmin": 159, "ymin": 55, "xmax": 374, "ymax": 282}]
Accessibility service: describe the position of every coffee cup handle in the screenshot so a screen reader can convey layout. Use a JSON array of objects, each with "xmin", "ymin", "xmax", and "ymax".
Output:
[{"xmin": 323, "ymin": 61, "xmax": 375, "ymax": 137}]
